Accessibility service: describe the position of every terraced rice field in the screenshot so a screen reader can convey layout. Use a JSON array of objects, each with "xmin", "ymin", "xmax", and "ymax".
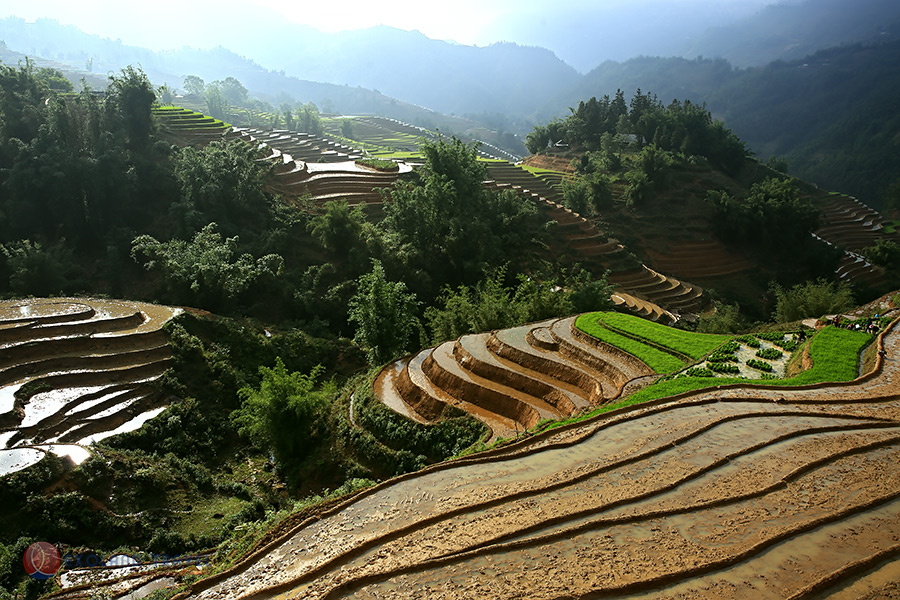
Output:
[
  {"xmin": 810, "ymin": 191, "xmax": 897, "ymax": 289},
  {"xmin": 182, "ymin": 315, "xmax": 900, "ymax": 600},
  {"xmin": 645, "ymin": 240, "xmax": 756, "ymax": 280},
  {"xmin": 482, "ymin": 166, "xmax": 704, "ymax": 322},
  {"xmin": 0, "ymin": 298, "xmax": 180, "ymax": 476}
]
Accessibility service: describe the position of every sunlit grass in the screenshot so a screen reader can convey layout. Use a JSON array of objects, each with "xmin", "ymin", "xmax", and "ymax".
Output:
[
  {"xmin": 574, "ymin": 313, "xmax": 685, "ymax": 373},
  {"xmin": 593, "ymin": 312, "xmax": 731, "ymax": 360}
]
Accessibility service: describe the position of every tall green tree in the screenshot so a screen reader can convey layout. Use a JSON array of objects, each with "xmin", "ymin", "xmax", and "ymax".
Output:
[
  {"xmin": 709, "ymin": 177, "xmax": 819, "ymax": 247},
  {"xmin": 773, "ymin": 279, "xmax": 854, "ymax": 323},
  {"xmin": 381, "ymin": 136, "xmax": 541, "ymax": 298},
  {"xmin": 232, "ymin": 359, "xmax": 334, "ymax": 470},
  {"xmin": 348, "ymin": 259, "xmax": 421, "ymax": 365},
  {"xmin": 107, "ymin": 66, "xmax": 156, "ymax": 151},
  {"xmin": 170, "ymin": 139, "xmax": 273, "ymax": 237},
  {"xmin": 182, "ymin": 75, "xmax": 205, "ymax": 96},
  {"xmin": 131, "ymin": 223, "xmax": 283, "ymax": 310},
  {"xmin": 204, "ymin": 84, "xmax": 228, "ymax": 120}
]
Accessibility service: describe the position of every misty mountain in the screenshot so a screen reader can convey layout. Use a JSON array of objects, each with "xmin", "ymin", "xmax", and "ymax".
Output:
[
  {"xmin": 225, "ymin": 25, "xmax": 581, "ymax": 118},
  {"xmin": 556, "ymin": 40, "xmax": 900, "ymax": 207},
  {"xmin": 0, "ymin": 17, "xmax": 579, "ymax": 123},
  {"xmin": 0, "ymin": 18, "xmax": 499, "ymax": 137},
  {"xmin": 544, "ymin": 55, "xmax": 738, "ymax": 123},
  {"xmin": 709, "ymin": 40, "xmax": 900, "ymax": 207},
  {"xmin": 681, "ymin": 0, "xmax": 900, "ymax": 67},
  {"xmin": 487, "ymin": 0, "xmax": 771, "ymax": 73}
]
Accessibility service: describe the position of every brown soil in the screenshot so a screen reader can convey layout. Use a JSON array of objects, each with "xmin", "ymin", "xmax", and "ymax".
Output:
[
  {"xmin": 521, "ymin": 155, "xmax": 576, "ymax": 174},
  {"xmin": 174, "ymin": 318, "xmax": 900, "ymax": 600},
  {"xmin": 0, "ymin": 297, "xmax": 180, "ymax": 458}
]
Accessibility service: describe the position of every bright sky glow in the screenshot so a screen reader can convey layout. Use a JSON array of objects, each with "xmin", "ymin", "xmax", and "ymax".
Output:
[
  {"xmin": 4, "ymin": 0, "xmax": 612, "ymax": 49},
  {"xmin": 3, "ymin": 0, "xmax": 772, "ymax": 72}
]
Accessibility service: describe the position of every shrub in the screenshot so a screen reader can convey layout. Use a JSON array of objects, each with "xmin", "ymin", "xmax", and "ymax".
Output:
[
  {"xmin": 697, "ymin": 303, "xmax": 745, "ymax": 334},
  {"xmin": 717, "ymin": 340, "xmax": 741, "ymax": 354},
  {"xmin": 736, "ymin": 335, "xmax": 761, "ymax": 348},
  {"xmin": 684, "ymin": 367, "xmax": 714, "ymax": 377},
  {"xmin": 231, "ymin": 358, "xmax": 335, "ymax": 475},
  {"xmin": 708, "ymin": 362, "xmax": 740, "ymax": 374},
  {"xmin": 707, "ymin": 352, "xmax": 738, "ymax": 363},
  {"xmin": 756, "ymin": 348, "xmax": 783, "ymax": 360},
  {"xmin": 773, "ymin": 279, "xmax": 854, "ymax": 323},
  {"xmin": 746, "ymin": 358, "xmax": 774, "ymax": 372},
  {"xmin": 755, "ymin": 332, "xmax": 785, "ymax": 342},
  {"xmin": 776, "ymin": 339, "xmax": 800, "ymax": 352}
]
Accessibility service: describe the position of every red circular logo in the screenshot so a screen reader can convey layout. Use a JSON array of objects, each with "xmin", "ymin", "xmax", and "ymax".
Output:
[{"xmin": 23, "ymin": 542, "xmax": 60, "ymax": 580}]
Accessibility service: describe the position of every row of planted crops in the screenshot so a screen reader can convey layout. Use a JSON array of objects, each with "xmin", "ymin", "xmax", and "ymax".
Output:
[{"xmin": 574, "ymin": 311, "xmax": 889, "ymax": 407}]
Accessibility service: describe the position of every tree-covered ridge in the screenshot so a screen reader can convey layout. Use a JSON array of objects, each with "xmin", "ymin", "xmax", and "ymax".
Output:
[{"xmin": 527, "ymin": 89, "xmax": 748, "ymax": 175}]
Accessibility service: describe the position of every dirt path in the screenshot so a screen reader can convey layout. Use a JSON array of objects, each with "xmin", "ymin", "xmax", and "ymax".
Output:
[{"xmin": 183, "ymin": 320, "xmax": 900, "ymax": 600}]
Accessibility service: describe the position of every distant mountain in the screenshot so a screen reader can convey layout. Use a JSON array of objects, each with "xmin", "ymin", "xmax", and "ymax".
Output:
[
  {"xmin": 549, "ymin": 40, "xmax": 900, "ymax": 208},
  {"xmin": 542, "ymin": 55, "xmax": 738, "ymax": 123},
  {"xmin": 709, "ymin": 41, "xmax": 900, "ymax": 207},
  {"xmin": 225, "ymin": 25, "xmax": 581, "ymax": 118},
  {"xmin": 0, "ymin": 17, "xmax": 579, "ymax": 126},
  {"xmin": 681, "ymin": 0, "xmax": 900, "ymax": 67},
  {"xmin": 0, "ymin": 18, "xmax": 500, "ymax": 138},
  {"xmin": 487, "ymin": 0, "xmax": 771, "ymax": 73}
]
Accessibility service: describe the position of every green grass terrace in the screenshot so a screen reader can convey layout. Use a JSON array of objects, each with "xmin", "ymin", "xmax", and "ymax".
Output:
[{"xmin": 574, "ymin": 311, "xmax": 879, "ymax": 409}]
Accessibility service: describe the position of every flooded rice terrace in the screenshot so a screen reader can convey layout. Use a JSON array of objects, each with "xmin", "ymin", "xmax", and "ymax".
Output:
[
  {"xmin": 186, "ymin": 320, "xmax": 900, "ymax": 600},
  {"xmin": 0, "ymin": 297, "xmax": 180, "ymax": 476}
]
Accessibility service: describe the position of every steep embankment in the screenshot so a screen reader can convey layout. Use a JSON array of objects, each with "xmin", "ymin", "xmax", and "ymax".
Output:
[{"xmin": 176, "ymin": 310, "xmax": 900, "ymax": 600}]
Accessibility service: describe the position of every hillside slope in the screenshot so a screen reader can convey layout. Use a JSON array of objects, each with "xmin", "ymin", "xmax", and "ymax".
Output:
[{"xmin": 161, "ymin": 306, "xmax": 900, "ymax": 600}]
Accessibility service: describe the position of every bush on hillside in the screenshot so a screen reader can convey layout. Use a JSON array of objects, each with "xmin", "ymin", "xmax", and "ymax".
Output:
[
  {"xmin": 773, "ymin": 278, "xmax": 855, "ymax": 323},
  {"xmin": 232, "ymin": 359, "xmax": 335, "ymax": 476}
]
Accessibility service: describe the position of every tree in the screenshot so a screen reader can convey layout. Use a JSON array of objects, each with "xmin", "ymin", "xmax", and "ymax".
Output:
[
  {"xmin": 561, "ymin": 177, "xmax": 591, "ymax": 214},
  {"xmin": 697, "ymin": 303, "xmax": 746, "ymax": 334},
  {"xmin": 883, "ymin": 178, "xmax": 900, "ymax": 214},
  {"xmin": 766, "ymin": 155, "xmax": 789, "ymax": 173},
  {"xmin": 308, "ymin": 200, "xmax": 370, "ymax": 261},
  {"xmin": 296, "ymin": 103, "xmax": 322, "ymax": 135},
  {"xmin": 773, "ymin": 279, "xmax": 854, "ymax": 323},
  {"xmin": 107, "ymin": 66, "xmax": 156, "ymax": 150},
  {"xmin": 380, "ymin": 136, "xmax": 541, "ymax": 298},
  {"xmin": 203, "ymin": 84, "xmax": 228, "ymax": 120},
  {"xmin": 861, "ymin": 239, "xmax": 900, "ymax": 269},
  {"xmin": 424, "ymin": 267, "xmax": 613, "ymax": 344},
  {"xmin": 623, "ymin": 169, "xmax": 650, "ymax": 208},
  {"xmin": 157, "ymin": 84, "xmax": 175, "ymax": 105},
  {"xmin": 636, "ymin": 143, "xmax": 674, "ymax": 188},
  {"xmin": 525, "ymin": 126, "xmax": 550, "ymax": 155},
  {"xmin": 183, "ymin": 75, "xmax": 205, "ymax": 96},
  {"xmin": 217, "ymin": 77, "xmax": 249, "ymax": 106},
  {"xmin": 567, "ymin": 268, "xmax": 615, "ymax": 314},
  {"xmin": 348, "ymin": 259, "xmax": 421, "ymax": 365},
  {"xmin": 0, "ymin": 63, "xmax": 52, "ymax": 144},
  {"xmin": 131, "ymin": 223, "xmax": 283, "ymax": 309},
  {"xmin": 0, "ymin": 239, "xmax": 78, "ymax": 296},
  {"xmin": 232, "ymin": 358, "xmax": 334, "ymax": 468},
  {"xmin": 709, "ymin": 178, "xmax": 818, "ymax": 247},
  {"xmin": 281, "ymin": 103, "xmax": 295, "ymax": 130},
  {"xmin": 170, "ymin": 139, "xmax": 273, "ymax": 237},
  {"xmin": 341, "ymin": 119, "xmax": 354, "ymax": 138}
]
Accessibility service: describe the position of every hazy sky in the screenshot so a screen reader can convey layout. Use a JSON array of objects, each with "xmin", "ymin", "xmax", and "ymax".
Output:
[
  {"xmin": 7, "ymin": 0, "xmax": 535, "ymax": 48},
  {"xmin": 5, "ymin": 0, "xmax": 771, "ymax": 52}
]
